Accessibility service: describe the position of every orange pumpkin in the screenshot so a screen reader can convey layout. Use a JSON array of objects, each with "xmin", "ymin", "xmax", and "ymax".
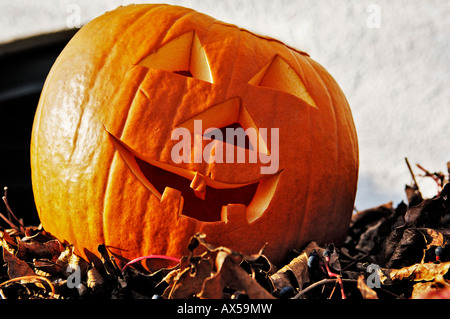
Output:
[{"xmin": 31, "ymin": 4, "xmax": 358, "ymax": 267}]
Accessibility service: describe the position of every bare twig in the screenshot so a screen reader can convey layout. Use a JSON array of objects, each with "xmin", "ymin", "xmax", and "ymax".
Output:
[
  {"xmin": 293, "ymin": 278, "xmax": 357, "ymax": 299},
  {"xmin": 405, "ymin": 158, "xmax": 421, "ymax": 194},
  {"xmin": 416, "ymin": 164, "xmax": 444, "ymax": 193},
  {"xmin": 0, "ymin": 210, "xmax": 18, "ymax": 229},
  {"xmin": 324, "ymin": 257, "xmax": 346, "ymax": 299},
  {"xmin": 341, "ymin": 251, "xmax": 370, "ymax": 271},
  {"xmin": 2, "ymin": 186, "xmax": 25, "ymax": 231},
  {"xmin": 328, "ymin": 280, "xmax": 338, "ymax": 299}
]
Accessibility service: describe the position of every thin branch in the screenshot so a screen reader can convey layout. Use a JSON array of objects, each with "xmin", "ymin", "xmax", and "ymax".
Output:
[
  {"xmin": 293, "ymin": 278, "xmax": 357, "ymax": 299},
  {"xmin": 405, "ymin": 157, "xmax": 421, "ymax": 194},
  {"xmin": 0, "ymin": 210, "xmax": 18, "ymax": 229},
  {"xmin": 2, "ymin": 187, "xmax": 25, "ymax": 231},
  {"xmin": 416, "ymin": 164, "xmax": 443, "ymax": 193}
]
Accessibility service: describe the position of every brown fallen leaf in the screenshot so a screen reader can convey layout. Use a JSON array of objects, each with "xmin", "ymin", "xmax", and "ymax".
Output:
[
  {"xmin": 87, "ymin": 266, "xmax": 105, "ymax": 291},
  {"xmin": 380, "ymin": 261, "xmax": 450, "ymax": 284},
  {"xmin": 166, "ymin": 257, "xmax": 213, "ymax": 298},
  {"xmin": 385, "ymin": 228, "xmax": 427, "ymax": 268},
  {"xmin": 44, "ymin": 239, "xmax": 64, "ymax": 261},
  {"xmin": 347, "ymin": 202, "xmax": 403, "ymax": 265},
  {"xmin": 2, "ymin": 247, "xmax": 36, "ymax": 278},
  {"xmin": 411, "ymin": 275, "xmax": 450, "ymax": 299},
  {"xmin": 355, "ymin": 219, "xmax": 385, "ymax": 253},
  {"xmin": 269, "ymin": 241, "xmax": 325, "ymax": 292},
  {"xmin": 198, "ymin": 250, "xmax": 274, "ymax": 299},
  {"xmin": 165, "ymin": 233, "xmax": 274, "ymax": 299},
  {"xmin": 16, "ymin": 239, "xmax": 51, "ymax": 261},
  {"xmin": 404, "ymin": 183, "xmax": 450, "ymax": 228},
  {"xmin": 417, "ymin": 228, "xmax": 447, "ymax": 250},
  {"xmin": 56, "ymin": 245, "xmax": 90, "ymax": 280},
  {"xmin": 350, "ymin": 202, "xmax": 394, "ymax": 231},
  {"xmin": 413, "ymin": 285, "xmax": 450, "ymax": 299},
  {"xmin": 411, "ymin": 282, "xmax": 434, "ymax": 298},
  {"xmin": 33, "ymin": 258, "xmax": 66, "ymax": 276},
  {"xmin": 405, "ymin": 184, "xmax": 423, "ymax": 207},
  {"xmin": 357, "ymin": 275, "xmax": 378, "ymax": 299},
  {"xmin": 0, "ymin": 227, "xmax": 17, "ymax": 249}
]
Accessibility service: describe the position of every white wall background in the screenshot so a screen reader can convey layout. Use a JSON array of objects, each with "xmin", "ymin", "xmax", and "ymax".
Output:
[{"xmin": 1, "ymin": 0, "xmax": 449, "ymax": 210}]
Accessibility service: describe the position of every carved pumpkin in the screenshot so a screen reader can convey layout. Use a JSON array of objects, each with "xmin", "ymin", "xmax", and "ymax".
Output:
[{"xmin": 31, "ymin": 4, "xmax": 358, "ymax": 267}]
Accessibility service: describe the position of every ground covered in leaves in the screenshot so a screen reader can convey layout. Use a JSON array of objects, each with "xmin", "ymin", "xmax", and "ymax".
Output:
[{"xmin": 1, "ymin": 162, "xmax": 449, "ymax": 300}]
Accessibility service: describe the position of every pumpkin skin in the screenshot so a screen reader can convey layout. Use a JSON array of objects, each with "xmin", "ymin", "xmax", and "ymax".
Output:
[{"xmin": 30, "ymin": 4, "xmax": 358, "ymax": 267}]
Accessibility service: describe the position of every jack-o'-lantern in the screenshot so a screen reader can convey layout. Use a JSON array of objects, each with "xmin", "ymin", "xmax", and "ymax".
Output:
[{"xmin": 30, "ymin": 4, "xmax": 358, "ymax": 267}]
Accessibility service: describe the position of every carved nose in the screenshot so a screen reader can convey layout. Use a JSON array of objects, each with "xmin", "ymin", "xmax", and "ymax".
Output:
[{"xmin": 176, "ymin": 97, "xmax": 269, "ymax": 156}]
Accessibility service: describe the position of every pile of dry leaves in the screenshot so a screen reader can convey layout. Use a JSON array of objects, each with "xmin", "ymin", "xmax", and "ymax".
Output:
[{"xmin": 1, "ymin": 160, "xmax": 449, "ymax": 299}]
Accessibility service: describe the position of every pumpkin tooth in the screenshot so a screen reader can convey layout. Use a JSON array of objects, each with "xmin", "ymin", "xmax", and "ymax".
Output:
[
  {"xmin": 160, "ymin": 187, "xmax": 184, "ymax": 217},
  {"xmin": 221, "ymin": 204, "xmax": 247, "ymax": 227},
  {"xmin": 246, "ymin": 171, "xmax": 281, "ymax": 223},
  {"xmin": 190, "ymin": 172, "xmax": 207, "ymax": 200}
]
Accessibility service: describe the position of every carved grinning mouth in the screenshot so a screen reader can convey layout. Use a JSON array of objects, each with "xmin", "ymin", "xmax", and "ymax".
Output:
[
  {"xmin": 135, "ymin": 156, "xmax": 258, "ymax": 222},
  {"xmin": 106, "ymin": 131, "xmax": 280, "ymax": 224}
]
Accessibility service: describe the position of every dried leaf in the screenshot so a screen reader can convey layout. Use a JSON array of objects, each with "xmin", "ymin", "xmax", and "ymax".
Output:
[
  {"xmin": 33, "ymin": 259, "xmax": 65, "ymax": 275},
  {"xmin": 240, "ymin": 254, "xmax": 275, "ymax": 293},
  {"xmin": 165, "ymin": 234, "xmax": 274, "ymax": 299},
  {"xmin": 414, "ymin": 285, "xmax": 450, "ymax": 299},
  {"xmin": 351, "ymin": 202, "xmax": 394, "ymax": 230},
  {"xmin": 269, "ymin": 241, "xmax": 325, "ymax": 291},
  {"xmin": 0, "ymin": 228, "xmax": 17, "ymax": 249},
  {"xmin": 355, "ymin": 219, "xmax": 384, "ymax": 253},
  {"xmin": 56, "ymin": 245, "xmax": 89, "ymax": 279},
  {"xmin": 404, "ymin": 183, "xmax": 450, "ymax": 228},
  {"xmin": 411, "ymin": 282, "xmax": 434, "ymax": 298},
  {"xmin": 22, "ymin": 226, "xmax": 53, "ymax": 242},
  {"xmin": 357, "ymin": 275, "xmax": 378, "ymax": 299},
  {"xmin": 16, "ymin": 239, "xmax": 51, "ymax": 260},
  {"xmin": 417, "ymin": 228, "xmax": 446, "ymax": 250},
  {"xmin": 97, "ymin": 244, "xmax": 122, "ymax": 278},
  {"xmin": 381, "ymin": 226, "xmax": 406, "ymax": 265},
  {"xmin": 87, "ymin": 266, "xmax": 104, "ymax": 290},
  {"xmin": 198, "ymin": 251, "xmax": 274, "ymax": 299},
  {"xmin": 385, "ymin": 228, "xmax": 426, "ymax": 268},
  {"xmin": 44, "ymin": 239, "xmax": 64, "ymax": 261},
  {"xmin": 412, "ymin": 275, "xmax": 450, "ymax": 299},
  {"xmin": 167, "ymin": 257, "xmax": 213, "ymax": 299},
  {"xmin": 380, "ymin": 261, "xmax": 450, "ymax": 283},
  {"xmin": 405, "ymin": 184, "xmax": 423, "ymax": 207},
  {"xmin": 2, "ymin": 247, "xmax": 35, "ymax": 278}
]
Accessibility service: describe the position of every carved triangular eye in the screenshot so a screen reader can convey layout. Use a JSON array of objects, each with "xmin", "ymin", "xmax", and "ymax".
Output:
[
  {"xmin": 249, "ymin": 55, "xmax": 317, "ymax": 108},
  {"xmin": 138, "ymin": 31, "xmax": 213, "ymax": 83}
]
